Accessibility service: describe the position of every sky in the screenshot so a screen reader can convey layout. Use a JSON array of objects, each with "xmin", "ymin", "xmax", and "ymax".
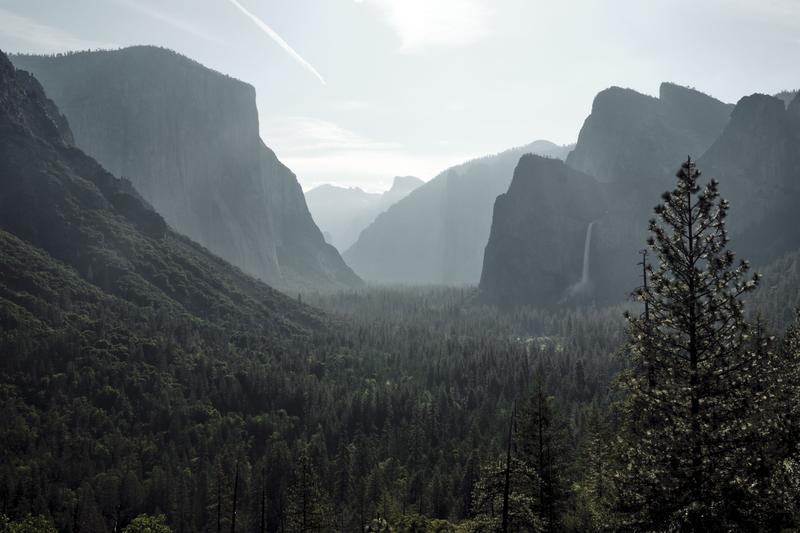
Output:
[{"xmin": 1, "ymin": 0, "xmax": 798, "ymax": 192}]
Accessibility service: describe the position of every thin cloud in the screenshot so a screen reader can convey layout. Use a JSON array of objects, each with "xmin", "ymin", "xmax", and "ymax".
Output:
[
  {"xmin": 261, "ymin": 117, "xmax": 474, "ymax": 191},
  {"xmin": 262, "ymin": 117, "xmax": 398, "ymax": 154},
  {"xmin": 0, "ymin": 8, "xmax": 116, "ymax": 53},
  {"xmin": 111, "ymin": 0, "xmax": 221, "ymax": 43},
  {"xmin": 225, "ymin": 0, "xmax": 326, "ymax": 85}
]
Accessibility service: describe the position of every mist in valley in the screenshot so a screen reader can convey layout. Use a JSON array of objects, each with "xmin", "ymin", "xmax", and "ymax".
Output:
[{"xmin": 0, "ymin": 1, "xmax": 799, "ymax": 531}]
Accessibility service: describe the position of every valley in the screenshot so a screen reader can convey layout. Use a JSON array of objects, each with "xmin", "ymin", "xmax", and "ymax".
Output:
[{"xmin": 1, "ymin": 3, "xmax": 799, "ymax": 531}]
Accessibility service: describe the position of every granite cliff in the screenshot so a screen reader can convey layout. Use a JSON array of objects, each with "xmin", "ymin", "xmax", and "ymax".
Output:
[
  {"xmin": 479, "ymin": 155, "xmax": 605, "ymax": 305},
  {"xmin": 13, "ymin": 46, "xmax": 361, "ymax": 292}
]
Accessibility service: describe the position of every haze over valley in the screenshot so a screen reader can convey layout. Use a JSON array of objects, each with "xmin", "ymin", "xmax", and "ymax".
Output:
[{"xmin": 1, "ymin": 2, "xmax": 799, "ymax": 532}]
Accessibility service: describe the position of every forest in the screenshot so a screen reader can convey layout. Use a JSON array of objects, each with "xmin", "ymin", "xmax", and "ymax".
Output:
[
  {"xmin": 1, "ymin": 6, "xmax": 799, "ymax": 529},
  {"xmin": 2, "ymin": 157, "xmax": 799, "ymax": 532}
]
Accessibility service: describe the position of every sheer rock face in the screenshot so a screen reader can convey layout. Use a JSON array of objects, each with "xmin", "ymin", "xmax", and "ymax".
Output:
[
  {"xmin": 479, "ymin": 155, "xmax": 606, "ymax": 305},
  {"xmin": 12, "ymin": 46, "xmax": 360, "ymax": 292},
  {"xmin": 699, "ymin": 92, "xmax": 800, "ymax": 264},
  {"xmin": 306, "ymin": 175, "xmax": 423, "ymax": 252},
  {"xmin": 343, "ymin": 141, "xmax": 573, "ymax": 284},
  {"xmin": 0, "ymin": 49, "xmax": 322, "ymax": 333},
  {"xmin": 566, "ymin": 83, "xmax": 733, "ymax": 184}
]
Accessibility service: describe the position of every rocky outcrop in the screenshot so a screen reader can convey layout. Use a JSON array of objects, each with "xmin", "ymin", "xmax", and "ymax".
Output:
[
  {"xmin": 306, "ymin": 175, "xmax": 423, "ymax": 252},
  {"xmin": 12, "ymin": 46, "xmax": 360, "ymax": 292},
  {"xmin": 566, "ymin": 83, "xmax": 733, "ymax": 184},
  {"xmin": 343, "ymin": 141, "xmax": 574, "ymax": 284},
  {"xmin": 479, "ymin": 155, "xmax": 606, "ymax": 305}
]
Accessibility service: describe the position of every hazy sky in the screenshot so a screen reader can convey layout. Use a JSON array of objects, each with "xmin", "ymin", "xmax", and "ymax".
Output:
[{"xmin": 1, "ymin": 0, "xmax": 798, "ymax": 191}]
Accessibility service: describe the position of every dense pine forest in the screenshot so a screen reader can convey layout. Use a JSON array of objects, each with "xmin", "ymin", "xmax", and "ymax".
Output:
[{"xmin": 3, "ymin": 158, "xmax": 800, "ymax": 531}]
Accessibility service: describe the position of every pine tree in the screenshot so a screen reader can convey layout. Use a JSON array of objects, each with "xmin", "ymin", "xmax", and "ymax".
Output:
[
  {"xmin": 459, "ymin": 451, "xmax": 481, "ymax": 518},
  {"xmin": 470, "ymin": 456, "xmax": 542, "ymax": 532},
  {"xmin": 517, "ymin": 376, "xmax": 571, "ymax": 531},
  {"xmin": 768, "ymin": 314, "xmax": 800, "ymax": 526},
  {"xmin": 611, "ymin": 157, "xmax": 775, "ymax": 531},
  {"xmin": 285, "ymin": 446, "xmax": 333, "ymax": 533},
  {"xmin": 470, "ymin": 405, "xmax": 544, "ymax": 532},
  {"xmin": 568, "ymin": 403, "xmax": 614, "ymax": 532}
]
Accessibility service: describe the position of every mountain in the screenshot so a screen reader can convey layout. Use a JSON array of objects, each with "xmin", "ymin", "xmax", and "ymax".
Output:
[
  {"xmin": 698, "ymin": 92, "xmax": 800, "ymax": 265},
  {"xmin": 0, "ymin": 49, "xmax": 321, "ymax": 333},
  {"xmin": 11, "ymin": 46, "xmax": 361, "ymax": 293},
  {"xmin": 566, "ymin": 83, "xmax": 733, "ymax": 184},
  {"xmin": 380, "ymin": 175, "xmax": 425, "ymax": 205},
  {"xmin": 305, "ymin": 175, "xmax": 423, "ymax": 252},
  {"xmin": 479, "ymin": 87, "xmax": 800, "ymax": 306},
  {"xmin": 343, "ymin": 140, "xmax": 573, "ymax": 284},
  {"xmin": 479, "ymin": 155, "xmax": 605, "ymax": 305}
]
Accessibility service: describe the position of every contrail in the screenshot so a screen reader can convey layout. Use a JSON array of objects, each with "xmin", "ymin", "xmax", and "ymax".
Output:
[{"xmin": 225, "ymin": 0, "xmax": 327, "ymax": 85}]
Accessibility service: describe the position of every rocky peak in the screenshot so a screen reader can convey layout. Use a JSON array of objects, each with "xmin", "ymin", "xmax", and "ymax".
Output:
[
  {"xmin": 659, "ymin": 82, "xmax": 724, "ymax": 108},
  {"xmin": 567, "ymin": 83, "xmax": 731, "ymax": 184},
  {"xmin": 383, "ymin": 175, "xmax": 424, "ymax": 204},
  {"xmin": 389, "ymin": 175, "xmax": 424, "ymax": 193},
  {"xmin": 728, "ymin": 93, "xmax": 787, "ymax": 128}
]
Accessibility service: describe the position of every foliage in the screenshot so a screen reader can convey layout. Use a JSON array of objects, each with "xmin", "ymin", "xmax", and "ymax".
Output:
[
  {"xmin": 121, "ymin": 514, "xmax": 173, "ymax": 533},
  {"xmin": 0, "ymin": 515, "xmax": 57, "ymax": 533},
  {"xmin": 610, "ymin": 158, "xmax": 789, "ymax": 531}
]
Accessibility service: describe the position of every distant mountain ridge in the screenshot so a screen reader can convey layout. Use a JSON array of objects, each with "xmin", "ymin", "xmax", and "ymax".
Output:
[
  {"xmin": 12, "ymin": 46, "xmax": 361, "ymax": 293},
  {"xmin": 306, "ymin": 175, "xmax": 423, "ymax": 252},
  {"xmin": 343, "ymin": 140, "xmax": 574, "ymax": 284}
]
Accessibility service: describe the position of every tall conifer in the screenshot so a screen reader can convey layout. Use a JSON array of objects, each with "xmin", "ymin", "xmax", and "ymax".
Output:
[{"xmin": 612, "ymin": 157, "xmax": 769, "ymax": 531}]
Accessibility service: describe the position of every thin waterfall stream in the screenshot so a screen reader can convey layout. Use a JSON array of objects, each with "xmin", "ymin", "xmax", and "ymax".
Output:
[
  {"xmin": 564, "ymin": 220, "xmax": 597, "ymax": 299},
  {"xmin": 579, "ymin": 220, "xmax": 595, "ymax": 286}
]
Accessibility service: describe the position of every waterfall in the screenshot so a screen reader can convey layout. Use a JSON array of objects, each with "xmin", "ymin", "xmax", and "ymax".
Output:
[
  {"xmin": 579, "ymin": 221, "xmax": 595, "ymax": 287},
  {"xmin": 563, "ymin": 220, "xmax": 596, "ymax": 300}
]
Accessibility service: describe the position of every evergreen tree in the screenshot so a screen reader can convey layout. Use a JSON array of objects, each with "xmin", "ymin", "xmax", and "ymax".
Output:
[
  {"xmin": 459, "ymin": 451, "xmax": 482, "ymax": 518},
  {"xmin": 611, "ymin": 157, "xmax": 775, "ymax": 531},
  {"xmin": 471, "ymin": 457, "xmax": 542, "ymax": 532},
  {"xmin": 285, "ymin": 446, "xmax": 333, "ymax": 533},
  {"xmin": 768, "ymin": 314, "xmax": 800, "ymax": 526},
  {"xmin": 518, "ymin": 376, "xmax": 571, "ymax": 531},
  {"xmin": 568, "ymin": 403, "xmax": 614, "ymax": 532}
]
